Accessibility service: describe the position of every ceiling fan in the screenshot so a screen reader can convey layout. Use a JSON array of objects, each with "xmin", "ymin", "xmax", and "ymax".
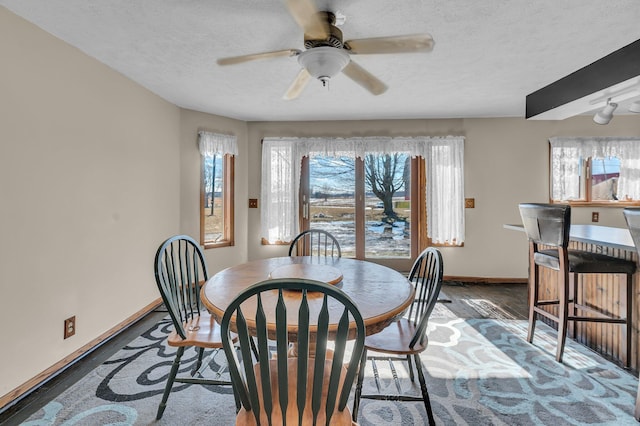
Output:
[{"xmin": 216, "ymin": 0, "xmax": 435, "ymax": 100}]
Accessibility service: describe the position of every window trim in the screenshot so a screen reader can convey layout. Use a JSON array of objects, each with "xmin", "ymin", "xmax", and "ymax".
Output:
[{"xmin": 200, "ymin": 153, "xmax": 235, "ymax": 249}]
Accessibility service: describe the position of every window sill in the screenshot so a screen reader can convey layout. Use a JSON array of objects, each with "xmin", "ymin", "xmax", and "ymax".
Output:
[
  {"xmin": 261, "ymin": 238, "xmax": 291, "ymax": 245},
  {"xmin": 203, "ymin": 241, "xmax": 234, "ymax": 250}
]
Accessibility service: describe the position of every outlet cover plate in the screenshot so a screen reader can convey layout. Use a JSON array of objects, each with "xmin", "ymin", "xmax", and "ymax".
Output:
[{"xmin": 64, "ymin": 316, "xmax": 76, "ymax": 339}]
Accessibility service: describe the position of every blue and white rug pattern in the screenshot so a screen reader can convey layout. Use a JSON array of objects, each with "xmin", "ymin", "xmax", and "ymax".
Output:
[{"xmin": 22, "ymin": 318, "xmax": 639, "ymax": 425}]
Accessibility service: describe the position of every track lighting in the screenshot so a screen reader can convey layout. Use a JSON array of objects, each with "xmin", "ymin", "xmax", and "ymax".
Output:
[{"xmin": 593, "ymin": 100, "xmax": 618, "ymax": 125}]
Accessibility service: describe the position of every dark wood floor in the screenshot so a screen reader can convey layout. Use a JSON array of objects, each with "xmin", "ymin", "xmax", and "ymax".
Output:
[
  {"xmin": 438, "ymin": 281, "xmax": 528, "ymax": 320},
  {"xmin": 0, "ymin": 282, "xmax": 527, "ymax": 425}
]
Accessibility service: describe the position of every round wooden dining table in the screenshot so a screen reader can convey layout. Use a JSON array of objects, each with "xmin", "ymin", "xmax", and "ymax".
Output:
[{"xmin": 201, "ymin": 256, "xmax": 415, "ymax": 338}]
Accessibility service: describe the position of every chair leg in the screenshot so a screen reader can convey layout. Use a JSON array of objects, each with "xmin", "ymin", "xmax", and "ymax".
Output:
[
  {"xmin": 157, "ymin": 346, "xmax": 185, "ymax": 420},
  {"xmin": 414, "ymin": 354, "xmax": 435, "ymax": 426},
  {"xmin": 635, "ymin": 378, "xmax": 640, "ymax": 421},
  {"xmin": 352, "ymin": 348, "xmax": 368, "ymax": 422},
  {"xmin": 623, "ymin": 273, "xmax": 633, "ymax": 369},
  {"xmin": 406, "ymin": 354, "xmax": 415, "ymax": 382},
  {"xmin": 555, "ymin": 270, "xmax": 570, "ymax": 363},
  {"xmin": 527, "ymin": 263, "xmax": 539, "ymax": 343},
  {"xmin": 192, "ymin": 347, "xmax": 206, "ymax": 376},
  {"xmin": 568, "ymin": 272, "xmax": 576, "ymax": 339}
]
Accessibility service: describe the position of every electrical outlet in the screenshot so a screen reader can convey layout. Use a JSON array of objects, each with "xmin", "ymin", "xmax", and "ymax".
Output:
[
  {"xmin": 64, "ymin": 316, "xmax": 76, "ymax": 339},
  {"xmin": 592, "ymin": 212, "xmax": 599, "ymax": 222},
  {"xmin": 249, "ymin": 198, "xmax": 258, "ymax": 208}
]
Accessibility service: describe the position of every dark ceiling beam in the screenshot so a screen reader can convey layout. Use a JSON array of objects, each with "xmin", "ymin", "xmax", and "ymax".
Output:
[{"xmin": 526, "ymin": 39, "xmax": 640, "ymax": 119}]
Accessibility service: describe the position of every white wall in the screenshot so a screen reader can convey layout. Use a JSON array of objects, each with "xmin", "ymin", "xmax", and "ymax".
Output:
[{"xmin": 0, "ymin": 8, "xmax": 181, "ymax": 397}]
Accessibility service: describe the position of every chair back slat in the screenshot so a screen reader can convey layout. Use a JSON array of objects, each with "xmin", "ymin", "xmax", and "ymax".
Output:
[
  {"xmin": 406, "ymin": 247, "xmax": 444, "ymax": 349},
  {"xmin": 237, "ymin": 308, "xmax": 259, "ymax": 410},
  {"xmin": 289, "ymin": 229, "xmax": 342, "ymax": 258},
  {"xmin": 325, "ymin": 308, "xmax": 349, "ymax": 419},
  {"xmin": 275, "ymin": 289, "xmax": 289, "ymax": 421},
  {"xmin": 253, "ymin": 294, "xmax": 274, "ymax": 421},
  {"xmin": 221, "ymin": 278, "xmax": 365, "ymax": 426},
  {"xmin": 154, "ymin": 235, "xmax": 208, "ymax": 339},
  {"xmin": 296, "ymin": 291, "xmax": 310, "ymax": 425},
  {"xmin": 311, "ymin": 294, "xmax": 330, "ymax": 421}
]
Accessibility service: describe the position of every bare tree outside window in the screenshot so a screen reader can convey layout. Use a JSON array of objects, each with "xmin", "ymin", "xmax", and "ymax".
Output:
[
  {"xmin": 365, "ymin": 153, "xmax": 406, "ymax": 222},
  {"xmin": 308, "ymin": 152, "xmax": 411, "ymax": 259}
]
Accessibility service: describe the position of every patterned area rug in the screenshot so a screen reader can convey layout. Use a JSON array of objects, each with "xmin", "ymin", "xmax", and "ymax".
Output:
[{"xmin": 22, "ymin": 317, "xmax": 638, "ymax": 425}]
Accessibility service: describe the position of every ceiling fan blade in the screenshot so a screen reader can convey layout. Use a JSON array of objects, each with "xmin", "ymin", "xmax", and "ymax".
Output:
[
  {"xmin": 344, "ymin": 34, "xmax": 435, "ymax": 54},
  {"xmin": 342, "ymin": 61, "xmax": 387, "ymax": 96},
  {"xmin": 217, "ymin": 49, "xmax": 300, "ymax": 66},
  {"xmin": 284, "ymin": 0, "xmax": 329, "ymax": 39},
  {"xmin": 283, "ymin": 69, "xmax": 312, "ymax": 100}
]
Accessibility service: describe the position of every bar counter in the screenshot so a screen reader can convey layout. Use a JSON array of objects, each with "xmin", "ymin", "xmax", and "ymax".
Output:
[{"xmin": 506, "ymin": 223, "xmax": 639, "ymax": 372}]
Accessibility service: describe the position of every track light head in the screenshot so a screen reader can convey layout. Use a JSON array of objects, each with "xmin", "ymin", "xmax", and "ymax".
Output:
[{"xmin": 593, "ymin": 101, "xmax": 618, "ymax": 125}]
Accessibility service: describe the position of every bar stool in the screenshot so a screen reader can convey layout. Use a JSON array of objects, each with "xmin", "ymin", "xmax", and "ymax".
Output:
[
  {"xmin": 519, "ymin": 203, "xmax": 635, "ymax": 366},
  {"xmin": 623, "ymin": 207, "xmax": 640, "ymax": 420}
]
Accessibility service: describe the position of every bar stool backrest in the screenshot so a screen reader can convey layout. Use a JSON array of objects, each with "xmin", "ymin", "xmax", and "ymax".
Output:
[
  {"xmin": 519, "ymin": 203, "xmax": 571, "ymax": 248},
  {"xmin": 624, "ymin": 208, "xmax": 640, "ymax": 251}
]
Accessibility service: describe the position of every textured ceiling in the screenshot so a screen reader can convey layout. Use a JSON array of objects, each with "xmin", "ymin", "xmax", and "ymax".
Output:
[{"xmin": 2, "ymin": 0, "xmax": 640, "ymax": 121}]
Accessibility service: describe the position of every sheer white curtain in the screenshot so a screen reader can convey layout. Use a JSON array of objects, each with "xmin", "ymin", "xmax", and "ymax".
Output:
[
  {"xmin": 424, "ymin": 137, "xmax": 465, "ymax": 244},
  {"xmin": 260, "ymin": 136, "xmax": 465, "ymax": 244},
  {"xmin": 550, "ymin": 137, "xmax": 640, "ymax": 201},
  {"xmin": 198, "ymin": 131, "xmax": 238, "ymax": 156},
  {"xmin": 549, "ymin": 138, "xmax": 582, "ymax": 200},
  {"xmin": 260, "ymin": 140, "xmax": 302, "ymax": 243}
]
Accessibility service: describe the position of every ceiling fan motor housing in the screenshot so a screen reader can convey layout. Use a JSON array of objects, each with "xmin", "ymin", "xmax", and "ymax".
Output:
[{"xmin": 304, "ymin": 12, "xmax": 344, "ymax": 49}]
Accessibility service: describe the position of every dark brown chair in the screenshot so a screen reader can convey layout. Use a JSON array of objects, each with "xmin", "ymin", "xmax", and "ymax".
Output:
[
  {"xmin": 289, "ymin": 229, "xmax": 342, "ymax": 258},
  {"xmin": 153, "ymin": 235, "xmax": 235, "ymax": 419},
  {"xmin": 519, "ymin": 203, "xmax": 635, "ymax": 365},
  {"xmin": 352, "ymin": 247, "xmax": 443, "ymax": 426},
  {"xmin": 622, "ymin": 207, "xmax": 640, "ymax": 420}
]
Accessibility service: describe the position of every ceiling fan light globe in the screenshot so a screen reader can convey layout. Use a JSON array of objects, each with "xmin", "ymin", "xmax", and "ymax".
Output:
[{"xmin": 298, "ymin": 47, "xmax": 350, "ymax": 80}]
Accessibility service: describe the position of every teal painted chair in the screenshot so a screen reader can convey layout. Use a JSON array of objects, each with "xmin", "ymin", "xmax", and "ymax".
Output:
[
  {"xmin": 289, "ymin": 229, "xmax": 342, "ymax": 258},
  {"xmin": 221, "ymin": 278, "xmax": 365, "ymax": 426},
  {"xmin": 352, "ymin": 247, "xmax": 443, "ymax": 426},
  {"xmin": 153, "ymin": 235, "xmax": 235, "ymax": 420}
]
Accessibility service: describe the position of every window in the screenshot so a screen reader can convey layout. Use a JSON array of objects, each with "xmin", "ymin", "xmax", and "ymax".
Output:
[
  {"xmin": 549, "ymin": 137, "xmax": 640, "ymax": 205},
  {"xmin": 199, "ymin": 131, "xmax": 236, "ymax": 248},
  {"xmin": 260, "ymin": 136, "xmax": 465, "ymax": 262},
  {"xmin": 303, "ymin": 151, "xmax": 415, "ymax": 259}
]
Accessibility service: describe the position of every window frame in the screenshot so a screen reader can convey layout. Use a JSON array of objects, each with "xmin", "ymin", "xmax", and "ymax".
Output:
[
  {"xmin": 299, "ymin": 155, "xmax": 427, "ymax": 264},
  {"xmin": 200, "ymin": 153, "xmax": 235, "ymax": 249}
]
